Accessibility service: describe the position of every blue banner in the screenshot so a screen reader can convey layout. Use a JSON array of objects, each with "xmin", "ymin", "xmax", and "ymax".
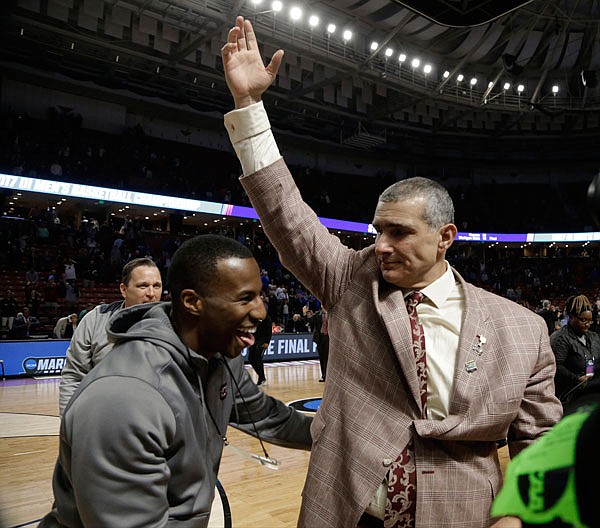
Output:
[
  {"xmin": 240, "ymin": 333, "xmax": 318, "ymax": 363},
  {"xmin": 0, "ymin": 333, "xmax": 317, "ymax": 377},
  {"xmin": 0, "ymin": 339, "xmax": 70, "ymax": 377}
]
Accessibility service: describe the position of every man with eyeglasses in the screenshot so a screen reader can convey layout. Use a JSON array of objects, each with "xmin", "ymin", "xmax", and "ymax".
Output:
[{"xmin": 551, "ymin": 294, "xmax": 600, "ymax": 403}]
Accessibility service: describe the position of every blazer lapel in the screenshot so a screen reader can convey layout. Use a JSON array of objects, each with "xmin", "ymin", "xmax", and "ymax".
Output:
[
  {"xmin": 375, "ymin": 280, "xmax": 423, "ymax": 413},
  {"xmin": 450, "ymin": 277, "xmax": 491, "ymax": 415}
]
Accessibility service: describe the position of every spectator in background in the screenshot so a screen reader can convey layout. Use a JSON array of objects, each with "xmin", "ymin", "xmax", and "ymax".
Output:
[
  {"xmin": 0, "ymin": 290, "xmax": 19, "ymax": 331},
  {"xmin": 308, "ymin": 307, "xmax": 329, "ymax": 382},
  {"xmin": 537, "ymin": 299, "xmax": 558, "ymax": 336},
  {"xmin": 54, "ymin": 313, "xmax": 78, "ymax": 339},
  {"xmin": 28, "ymin": 285, "xmax": 43, "ymax": 316},
  {"xmin": 285, "ymin": 313, "xmax": 308, "ymax": 333},
  {"xmin": 58, "ymin": 257, "xmax": 163, "ymax": 414},
  {"xmin": 551, "ymin": 294, "xmax": 600, "ymax": 403},
  {"xmin": 248, "ymin": 312, "xmax": 272, "ymax": 386},
  {"xmin": 591, "ymin": 298, "xmax": 600, "ymax": 334},
  {"xmin": 43, "ymin": 273, "xmax": 60, "ymax": 310},
  {"xmin": 25, "ymin": 266, "xmax": 39, "ymax": 285},
  {"xmin": 77, "ymin": 302, "xmax": 95, "ymax": 321},
  {"xmin": 64, "ymin": 280, "xmax": 78, "ymax": 311},
  {"xmin": 10, "ymin": 306, "xmax": 40, "ymax": 339},
  {"xmin": 63, "ymin": 257, "xmax": 77, "ymax": 281}
]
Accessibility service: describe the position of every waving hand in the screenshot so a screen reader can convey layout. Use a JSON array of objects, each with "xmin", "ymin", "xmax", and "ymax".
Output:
[{"xmin": 222, "ymin": 16, "xmax": 284, "ymax": 109}]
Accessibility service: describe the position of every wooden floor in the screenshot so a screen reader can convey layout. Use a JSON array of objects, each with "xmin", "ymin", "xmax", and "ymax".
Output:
[{"xmin": 0, "ymin": 361, "xmax": 510, "ymax": 528}]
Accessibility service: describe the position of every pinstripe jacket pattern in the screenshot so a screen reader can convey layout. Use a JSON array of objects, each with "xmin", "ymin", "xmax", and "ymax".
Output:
[{"xmin": 240, "ymin": 159, "xmax": 562, "ymax": 528}]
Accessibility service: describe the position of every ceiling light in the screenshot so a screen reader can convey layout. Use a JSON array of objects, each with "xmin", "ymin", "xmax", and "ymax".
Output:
[
  {"xmin": 342, "ymin": 29, "xmax": 352, "ymax": 42},
  {"xmin": 503, "ymin": 82, "xmax": 511, "ymax": 90},
  {"xmin": 423, "ymin": 64, "xmax": 432, "ymax": 74},
  {"xmin": 443, "ymin": 70, "xmax": 450, "ymax": 78},
  {"xmin": 308, "ymin": 15, "xmax": 319, "ymax": 27},
  {"xmin": 290, "ymin": 6, "xmax": 302, "ymax": 21},
  {"xmin": 411, "ymin": 58, "xmax": 420, "ymax": 68},
  {"xmin": 470, "ymin": 77, "xmax": 477, "ymax": 86},
  {"xmin": 552, "ymin": 84, "xmax": 559, "ymax": 94},
  {"xmin": 370, "ymin": 41, "xmax": 378, "ymax": 51},
  {"xmin": 272, "ymin": 0, "xmax": 283, "ymax": 11},
  {"xmin": 327, "ymin": 23, "xmax": 336, "ymax": 34},
  {"xmin": 398, "ymin": 53, "xmax": 406, "ymax": 63},
  {"xmin": 251, "ymin": 0, "xmax": 262, "ymax": 5},
  {"xmin": 457, "ymin": 74, "xmax": 464, "ymax": 82},
  {"xmin": 385, "ymin": 48, "xmax": 393, "ymax": 58},
  {"xmin": 517, "ymin": 84, "xmax": 524, "ymax": 93},
  {"xmin": 488, "ymin": 81, "xmax": 494, "ymax": 88}
]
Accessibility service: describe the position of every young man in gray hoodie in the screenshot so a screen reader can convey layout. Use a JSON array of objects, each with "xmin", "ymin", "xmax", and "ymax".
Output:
[{"xmin": 41, "ymin": 235, "xmax": 312, "ymax": 527}]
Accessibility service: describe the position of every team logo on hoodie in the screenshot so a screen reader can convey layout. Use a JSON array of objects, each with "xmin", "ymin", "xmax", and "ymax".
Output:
[{"xmin": 219, "ymin": 383, "xmax": 228, "ymax": 400}]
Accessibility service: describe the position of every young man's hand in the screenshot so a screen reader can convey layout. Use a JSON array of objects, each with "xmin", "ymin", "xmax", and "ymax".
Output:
[{"xmin": 222, "ymin": 16, "xmax": 284, "ymax": 109}]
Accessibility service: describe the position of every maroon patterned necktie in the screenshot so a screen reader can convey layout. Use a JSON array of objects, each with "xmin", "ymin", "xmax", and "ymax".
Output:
[{"xmin": 384, "ymin": 291, "xmax": 427, "ymax": 528}]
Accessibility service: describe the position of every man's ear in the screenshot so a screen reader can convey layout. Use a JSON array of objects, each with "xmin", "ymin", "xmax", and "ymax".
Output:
[
  {"xmin": 438, "ymin": 223, "xmax": 457, "ymax": 251},
  {"xmin": 119, "ymin": 282, "xmax": 127, "ymax": 299},
  {"xmin": 180, "ymin": 289, "xmax": 203, "ymax": 316}
]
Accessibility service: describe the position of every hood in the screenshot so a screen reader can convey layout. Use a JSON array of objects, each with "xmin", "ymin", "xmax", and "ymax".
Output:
[{"xmin": 107, "ymin": 301, "xmax": 208, "ymax": 373}]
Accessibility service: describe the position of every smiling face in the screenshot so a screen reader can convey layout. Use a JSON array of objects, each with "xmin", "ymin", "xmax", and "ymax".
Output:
[
  {"xmin": 196, "ymin": 257, "xmax": 266, "ymax": 359},
  {"xmin": 372, "ymin": 197, "xmax": 456, "ymax": 289}
]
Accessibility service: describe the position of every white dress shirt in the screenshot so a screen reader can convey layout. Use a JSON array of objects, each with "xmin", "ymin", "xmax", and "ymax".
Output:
[{"xmin": 409, "ymin": 263, "xmax": 464, "ymax": 420}]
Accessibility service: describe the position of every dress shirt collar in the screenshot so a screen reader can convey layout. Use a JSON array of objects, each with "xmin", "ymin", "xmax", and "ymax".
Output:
[{"xmin": 403, "ymin": 261, "xmax": 454, "ymax": 308}]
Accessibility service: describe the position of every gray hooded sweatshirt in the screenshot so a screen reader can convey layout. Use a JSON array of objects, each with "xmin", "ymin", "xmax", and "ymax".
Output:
[{"xmin": 42, "ymin": 302, "xmax": 312, "ymax": 527}]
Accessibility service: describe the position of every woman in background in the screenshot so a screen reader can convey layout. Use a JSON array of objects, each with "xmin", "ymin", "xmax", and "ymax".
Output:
[{"xmin": 550, "ymin": 294, "xmax": 600, "ymax": 403}]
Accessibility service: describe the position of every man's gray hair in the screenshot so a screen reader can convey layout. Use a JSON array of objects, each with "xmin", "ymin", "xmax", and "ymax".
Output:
[
  {"xmin": 542, "ymin": 299, "xmax": 551, "ymax": 308},
  {"xmin": 378, "ymin": 177, "xmax": 454, "ymax": 230}
]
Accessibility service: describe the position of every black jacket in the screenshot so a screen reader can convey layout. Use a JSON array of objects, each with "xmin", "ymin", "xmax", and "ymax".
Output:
[{"xmin": 550, "ymin": 324, "xmax": 600, "ymax": 399}]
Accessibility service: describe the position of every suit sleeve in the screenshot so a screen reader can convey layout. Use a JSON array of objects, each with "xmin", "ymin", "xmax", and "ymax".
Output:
[
  {"xmin": 64, "ymin": 377, "xmax": 176, "ymax": 527},
  {"xmin": 58, "ymin": 311, "xmax": 99, "ymax": 415},
  {"xmin": 240, "ymin": 159, "xmax": 370, "ymax": 310},
  {"xmin": 227, "ymin": 357, "xmax": 313, "ymax": 450},
  {"xmin": 507, "ymin": 322, "xmax": 563, "ymax": 457}
]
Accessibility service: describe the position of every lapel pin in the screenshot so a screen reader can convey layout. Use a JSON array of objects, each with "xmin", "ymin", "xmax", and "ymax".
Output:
[
  {"xmin": 472, "ymin": 335, "xmax": 487, "ymax": 356},
  {"xmin": 465, "ymin": 359, "xmax": 477, "ymax": 373}
]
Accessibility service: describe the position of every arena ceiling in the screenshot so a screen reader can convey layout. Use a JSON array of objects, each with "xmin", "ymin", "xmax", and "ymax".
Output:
[{"xmin": 2, "ymin": 0, "xmax": 600, "ymax": 159}]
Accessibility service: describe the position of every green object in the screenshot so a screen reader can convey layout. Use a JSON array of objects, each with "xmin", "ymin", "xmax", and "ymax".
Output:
[{"xmin": 491, "ymin": 407, "xmax": 595, "ymax": 527}]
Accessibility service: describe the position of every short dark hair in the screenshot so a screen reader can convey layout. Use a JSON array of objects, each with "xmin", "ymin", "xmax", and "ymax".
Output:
[
  {"xmin": 121, "ymin": 257, "xmax": 159, "ymax": 285},
  {"xmin": 167, "ymin": 235, "xmax": 253, "ymax": 306},
  {"xmin": 379, "ymin": 177, "xmax": 454, "ymax": 229}
]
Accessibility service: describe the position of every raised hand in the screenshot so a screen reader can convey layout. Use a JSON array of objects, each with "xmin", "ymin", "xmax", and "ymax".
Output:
[{"xmin": 222, "ymin": 16, "xmax": 284, "ymax": 109}]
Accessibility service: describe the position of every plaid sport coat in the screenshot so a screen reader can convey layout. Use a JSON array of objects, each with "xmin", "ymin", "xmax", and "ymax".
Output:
[{"xmin": 240, "ymin": 159, "xmax": 562, "ymax": 528}]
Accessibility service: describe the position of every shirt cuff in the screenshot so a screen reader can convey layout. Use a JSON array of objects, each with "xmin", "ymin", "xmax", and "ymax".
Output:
[{"xmin": 224, "ymin": 101, "xmax": 281, "ymax": 176}]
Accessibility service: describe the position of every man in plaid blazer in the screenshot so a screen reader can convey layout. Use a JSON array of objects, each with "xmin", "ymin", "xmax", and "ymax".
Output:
[{"xmin": 222, "ymin": 17, "xmax": 562, "ymax": 528}]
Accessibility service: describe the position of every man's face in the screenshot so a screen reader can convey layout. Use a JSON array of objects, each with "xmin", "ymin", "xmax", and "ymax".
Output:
[
  {"xmin": 120, "ymin": 266, "xmax": 163, "ymax": 307},
  {"xmin": 198, "ymin": 257, "xmax": 266, "ymax": 359},
  {"xmin": 372, "ymin": 197, "xmax": 455, "ymax": 289}
]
